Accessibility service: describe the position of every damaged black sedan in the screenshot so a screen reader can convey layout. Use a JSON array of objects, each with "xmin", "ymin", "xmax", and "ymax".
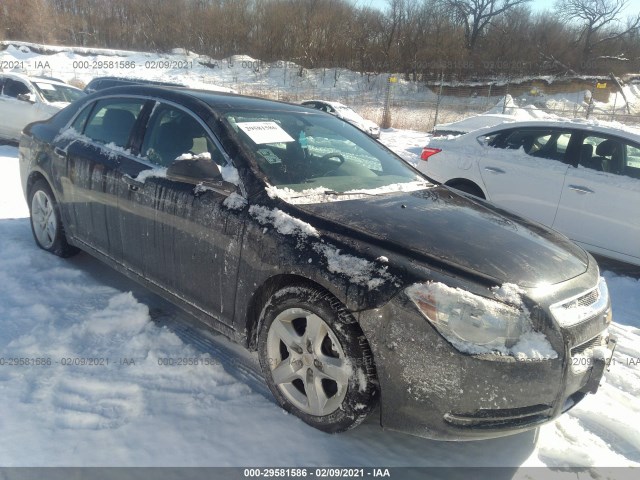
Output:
[{"xmin": 19, "ymin": 86, "xmax": 615, "ymax": 440}]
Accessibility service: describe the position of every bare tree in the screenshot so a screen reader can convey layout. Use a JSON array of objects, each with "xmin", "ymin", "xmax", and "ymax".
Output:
[
  {"xmin": 441, "ymin": 0, "xmax": 532, "ymax": 51},
  {"xmin": 556, "ymin": 0, "xmax": 640, "ymax": 67}
]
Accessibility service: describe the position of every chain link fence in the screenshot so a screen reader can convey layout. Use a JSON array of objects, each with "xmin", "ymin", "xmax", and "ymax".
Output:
[
  {"xmin": 232, "ymin": 75, "xmax": 640, "ymax": 133},
  {"xmin": 17, "ymin": 61, "xmax": 640, "ymax": 133}
]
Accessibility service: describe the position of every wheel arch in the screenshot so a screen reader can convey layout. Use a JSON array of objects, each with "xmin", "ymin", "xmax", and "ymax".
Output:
[
  {"xmin": 444, "ymin": 178, "xmax": 486, "ymax": 198},
  {"xmin": 244, "ymin": 274, "xmax": 342, "ymax": 352},
  {"xmin": 26, "ymin": 170, "xmax": 51, "ymax": 199}
]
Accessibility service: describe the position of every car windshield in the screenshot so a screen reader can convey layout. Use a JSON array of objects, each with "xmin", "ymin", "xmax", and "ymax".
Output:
[
  {"xmin": 34, "ymin": 82, "xmax": 85, "ymax": 103},
  {"xmin": 223, "ymin": 109, "xmax": 426, "ymax": 198}
]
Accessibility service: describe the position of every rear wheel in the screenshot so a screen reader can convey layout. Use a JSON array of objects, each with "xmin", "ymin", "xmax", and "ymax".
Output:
[
  {"xmin": 29, "ymin": 179, "xmax": 79, "ymax": 258},
  {"xmin": 258, "ymin": 285, "xmax": 378, "ymax": 433}
]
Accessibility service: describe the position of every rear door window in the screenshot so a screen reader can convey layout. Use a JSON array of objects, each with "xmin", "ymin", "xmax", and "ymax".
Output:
[
  {"xmin": 624, "ymin": 144, "xmax": 640, "ymax": 179},
  {"xmin": 83, "ymin": 98, "xmax": 146, "ymax": 148},
  {"xmin": 578, "ymin": 136, "xmax": 624, "ymax": 173}
]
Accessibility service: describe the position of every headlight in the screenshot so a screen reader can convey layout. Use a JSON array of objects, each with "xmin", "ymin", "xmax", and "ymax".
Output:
[{"xmin": 406, "ymin": 282, "xmax": 550, "ymax": 357}]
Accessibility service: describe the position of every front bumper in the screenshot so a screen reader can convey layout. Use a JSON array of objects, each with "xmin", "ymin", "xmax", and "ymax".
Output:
[{"xmin": 357, "ymin": 289, "xmax": 613, "ymax": 441}]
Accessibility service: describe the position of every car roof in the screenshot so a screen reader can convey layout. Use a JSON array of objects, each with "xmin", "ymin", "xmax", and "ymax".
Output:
[
  {"xmin": 468, "ymin": 118, "xmax": 640, "ymax": 143},
  {"xmin": 86, "ymin": 76, "xmax": 185, "ymax": 87},
  {"xmin": 86, "ymin": 85, "xmax": 321, "ymax": 114},
  {"xmin": 303, "ymin": 99, "xmax": 349, "ymax": 109},
  {"xmin": 0, "ymin": 71, "xmax": 75, "ymax": 88}
]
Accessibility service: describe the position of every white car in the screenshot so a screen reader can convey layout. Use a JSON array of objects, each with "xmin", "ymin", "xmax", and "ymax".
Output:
[
  {"xmin": 418, "ymin": 119, "xmax": 640, "ymax": 267},
  {"xmin": 433, "ymin": 113, "xmax": 518, "ymax": 136},
  {"xmin": 301, "ymin": 100, "xmax": 380, "ymax": 138},
  {"xmin": 0, "ymin": 72, "xmax": 85, "ymax": 142}
]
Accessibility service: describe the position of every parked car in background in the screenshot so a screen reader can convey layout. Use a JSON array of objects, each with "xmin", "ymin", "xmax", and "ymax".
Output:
[
  {"xmin": 432, "ymin": 113, "xmax": 517, "ymax": 136},
  {"xmin": 301, "ymin": 100, "xmax": 380, "ymax": 138},
  {"xmin": 20, "ymin": 87, "xmax": 613, "ymax": 440},
  {"xmin": 84, "ymin": 76, "xmax": 185, "ymax": 94},
  {"xmin": 418, "ymin": 119, "xmax": 640, "ymax": 267},
  {"xmin": 0, "ymin": 72, "xmax": 85, "ymax": 142}
]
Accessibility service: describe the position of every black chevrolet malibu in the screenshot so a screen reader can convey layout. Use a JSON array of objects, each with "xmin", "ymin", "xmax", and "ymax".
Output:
[{"xmin": 19, "ymin": 86, "xmax": 615, "ymax": 440}]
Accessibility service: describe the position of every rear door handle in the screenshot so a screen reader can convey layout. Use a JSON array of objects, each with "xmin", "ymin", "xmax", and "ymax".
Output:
[
  {"xmin": 484, "ymin": 166, "xmax": 505, "ymax": 174},
  {"xmin": 54, "ymin": 147, "xmax": 66, "ymax": 157},
  {"xmin": 122, "ymin": 175, "xmax": 143, "ymax": 191},
  {"xmin": 568, "ymin": 185, "xmax": 594, "ymax": 194}
]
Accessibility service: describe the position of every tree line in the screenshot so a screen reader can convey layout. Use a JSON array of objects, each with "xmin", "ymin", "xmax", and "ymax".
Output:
[{"xmin": 1, "ymin": 0, "xmax": 639, "ymax": 80}]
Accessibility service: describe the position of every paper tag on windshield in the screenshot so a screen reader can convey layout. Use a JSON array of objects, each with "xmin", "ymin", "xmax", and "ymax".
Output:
[
  {"xmin": 35, "ymin": 82, "xmax": 56, "ymax": 91},
  {"xmin": 237, "ymin": 122, "xmax": 294, "ymax": 144}
]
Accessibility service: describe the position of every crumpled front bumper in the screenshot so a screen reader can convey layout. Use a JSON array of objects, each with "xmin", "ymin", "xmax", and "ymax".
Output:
[{"xmin": 356, "ymin": 291, "xmax": 614, "ymax": 441}]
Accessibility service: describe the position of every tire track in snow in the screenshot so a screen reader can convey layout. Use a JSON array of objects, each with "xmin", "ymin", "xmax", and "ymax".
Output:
[{"xmin": 149, "ymin": 308, "xmax": 272, "ymax": 400}]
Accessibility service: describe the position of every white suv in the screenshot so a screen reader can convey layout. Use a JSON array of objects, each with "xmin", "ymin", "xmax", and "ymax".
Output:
[
  {"xmin": 0, "ymin": 73, "xmax": 85, "ymax": 142},
  {"xmin": 418, "ymin": 119, "xmax": 640, "ymax": 267}
]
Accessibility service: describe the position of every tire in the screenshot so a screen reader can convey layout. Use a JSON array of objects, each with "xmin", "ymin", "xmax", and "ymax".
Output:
[
  {"xmin": 258, "ymin": 285, "xmax": 378, "ymax": 433},
  {"xmin": 28, "ymin": 179, "xmax": 79, "ymax": 258},
  {"xmin": 446, "ymin": 181, "xmax": 485, "ymax": 199}
]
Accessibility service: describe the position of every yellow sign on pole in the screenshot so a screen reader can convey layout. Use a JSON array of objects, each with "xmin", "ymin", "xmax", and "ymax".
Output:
[
  {"xmin": 596, "ymin": 82, "xmax": 607, "ymax": 89},
  {"xmin": 389, "ymin": 76, "xmax": 397, "ymax": 83}
]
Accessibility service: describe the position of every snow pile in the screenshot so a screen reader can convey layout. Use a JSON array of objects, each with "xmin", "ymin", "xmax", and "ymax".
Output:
[
  {"xmin": 265, "ymin": 181, "xmax": 430, "ymax": 205},
  {"xmin": 248, "ymin": 205, "xmax": 319, "ymax": 238},
  {"xmin": 221, "ymin": 164, "xmax": 240, "ymax": 185},
  {"xmin": 491, "ymin": 282, "xmax": 526, "ymax": 306},
  {"xmin": 313, "ymin": 243, "xmax": 393, "ymax": 290},
  {"xmin": 135, "ymin": 167, "xmax": 168, "ymax": 182},
  {"xmin": 223, "ymin": 192, "xmax": 248, "ymax": 210},
  {"xmin": 0, "ymin": 145, "xmax": 29, "ymax": 219}
]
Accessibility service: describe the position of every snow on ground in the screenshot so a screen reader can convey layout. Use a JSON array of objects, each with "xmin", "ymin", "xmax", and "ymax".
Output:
[
  {"xmin": 1, "ymin": 133, "xmax": 640, "ymax": 472},
  {"xmin": 3, "ymin": 41, "xmax": 639, "ymax": 132}
]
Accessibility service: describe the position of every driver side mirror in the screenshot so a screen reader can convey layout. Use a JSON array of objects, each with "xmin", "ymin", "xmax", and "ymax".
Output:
[
  {"xmin": 166, "ymin": 157, "xmax": 236, "ymax": 195},
  {"xmin": 17, "ymin": 93, "xmax": 36, "ymax": 103}
]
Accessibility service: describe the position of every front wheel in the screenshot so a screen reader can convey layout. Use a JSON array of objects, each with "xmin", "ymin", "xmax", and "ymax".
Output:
[
  {"xmin": 258, "ymin": 285, "xmax": 378, "ymax": 433},
  {"xmin": 29, "ymin": 179, "xmax": 79, "ymax": 258}
]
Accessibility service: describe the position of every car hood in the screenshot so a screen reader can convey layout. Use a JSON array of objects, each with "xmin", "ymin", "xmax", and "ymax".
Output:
[{"xmin": 289, "ymin": 187, "xmax": 588, "ymax": 287}]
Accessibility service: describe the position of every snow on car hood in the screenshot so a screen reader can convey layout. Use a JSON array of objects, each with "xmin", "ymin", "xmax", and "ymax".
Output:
[{"xmin": 290, "ymin": 187, "xmax": 589, "ymax": 287}]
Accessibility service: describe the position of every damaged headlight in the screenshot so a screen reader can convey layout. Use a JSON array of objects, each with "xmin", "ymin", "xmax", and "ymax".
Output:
[{"xmin": 406, "ymin": 282, "xmax": 530, "ymax": 355}]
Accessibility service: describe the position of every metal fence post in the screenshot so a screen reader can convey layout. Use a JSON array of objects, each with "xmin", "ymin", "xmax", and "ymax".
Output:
[
  {"xmin": 432, "ymin": 72, "xmax": 444, "ymax": 132},
  {"xmin": 586, "ymin": 84, "xmax": 594, "ymax": 119},
  {"xmin": 381, "ymin": 75, "xmax": 394, "ymax": 129},
  {"xmin": 502, "ymin": 79, "xmax": 510, "ymax": 114}
]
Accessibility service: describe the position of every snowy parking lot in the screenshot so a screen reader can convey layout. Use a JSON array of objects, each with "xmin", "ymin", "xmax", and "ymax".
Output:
[{"xmin": 0, "ymin": 137, "xmax": 639, "ymax": 471}]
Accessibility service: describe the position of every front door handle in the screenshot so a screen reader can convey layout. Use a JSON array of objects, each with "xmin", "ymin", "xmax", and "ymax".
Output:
[
  {"xmin": 484, "ymin": 166, "xmax": 505, "ymax": 174},
  {"xmin": 122, "ymin": 175, "xmax": 143, "ymax": 191},
  {"xmin": 568, "ymin": 185, "xmax": 594, "ymax": 194}
]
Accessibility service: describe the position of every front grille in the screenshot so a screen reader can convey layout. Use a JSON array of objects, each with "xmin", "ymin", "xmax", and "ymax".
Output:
[
  {"xmin": 563, "ymin": 314, "xmax": 608, "ymax": 348},
  {"xmin": 571, "ymin": 335, "xmax": 603, "ymax": 356},
  {"xmin": 550, "ymin": 279, "xmax": 610, "ymax": 347},
  {"xmin": 561, "ymin": 288, "xmax": 599, "ymax": 310},
  {"xmin": 444, "ymin": 404, "xmax": 552, "ymax": 429}
]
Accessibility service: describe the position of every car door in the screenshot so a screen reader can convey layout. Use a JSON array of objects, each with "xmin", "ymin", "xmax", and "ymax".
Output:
[
  {"xmin": 0, "ymin": 77, "xmax": 39, "ymax": 140},
  {"xmin": 553, "ymin": 134, "xmax": 640, "ymax": 264},
  {"xmin": 54, "ymin": 97, "xmax": 151, "ymax": 259},
  {"xmin": 116, "ymin": 102, "xmax": 245, "ymax": 324},
  {"xmin": 478, "ymin": 127, "xmax": 572, "ymax": 225}
]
